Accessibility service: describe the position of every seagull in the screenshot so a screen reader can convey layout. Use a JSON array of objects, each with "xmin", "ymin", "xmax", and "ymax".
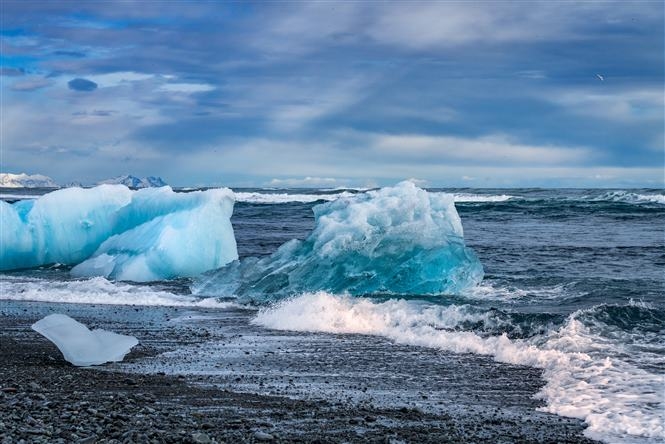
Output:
[{"xmin": 596, "ymin": 74, "xmax": 605, "ymax": 81}]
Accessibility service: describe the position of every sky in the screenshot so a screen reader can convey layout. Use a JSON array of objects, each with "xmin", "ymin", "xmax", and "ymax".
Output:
[{"xmin": 0, "ymin": 1, "xmax": 663, "ymax": 188}]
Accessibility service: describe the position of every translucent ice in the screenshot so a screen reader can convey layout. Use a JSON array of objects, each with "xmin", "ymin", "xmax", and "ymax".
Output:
[
  {"xmin": 194, "ymin": 181, "xmax": 483, "ymax": 300},
  {"xmin": 1, "ymin": 185, "xmax": 132, "ymax": 269},
  {"xmin": 1, "ymin": 185, "xmax": 237, "ymax": 281},
  {"xmin": 31, "ymin": 314, "xmax": 138, "ymax": 366}
]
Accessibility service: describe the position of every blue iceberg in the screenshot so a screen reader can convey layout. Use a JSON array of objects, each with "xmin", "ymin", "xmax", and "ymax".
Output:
[
  {"xmin": 1, "ymin": 185, "xmax": 237, "ymax": 281},
  {"xmin": 193, "ymin": 181, "xmax": 483, "ymax": 300}
]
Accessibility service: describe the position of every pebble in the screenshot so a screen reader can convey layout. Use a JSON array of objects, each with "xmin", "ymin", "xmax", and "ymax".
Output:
[
  {"xmin": 191, "ymin": 431, "xmax": 212, "ymax": 443},
  {"xmin": 253, "ymin": 431, "xmax": 274, "ymax": 441}
]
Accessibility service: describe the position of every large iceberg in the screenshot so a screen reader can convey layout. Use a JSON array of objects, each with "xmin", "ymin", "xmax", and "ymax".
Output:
[
  {"xmin": 32, "ymin": 314, "xmax": 138, "ymax": 366},
  {"xmin": 193, "ymin": 181, "xmax": 483, "ymax": 300},
  {"xmin": 1, "ymin": 185, "xmax": 237, "ymax": 281}
]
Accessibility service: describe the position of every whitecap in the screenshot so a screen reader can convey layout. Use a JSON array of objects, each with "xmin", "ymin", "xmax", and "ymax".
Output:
[
  {"xmin": 0, "ymin": 276, "xmax": 233, "ymax": 308},
  {"xmin": 253, "ymin": 292, "xmax": 664, "ymax": 443}
]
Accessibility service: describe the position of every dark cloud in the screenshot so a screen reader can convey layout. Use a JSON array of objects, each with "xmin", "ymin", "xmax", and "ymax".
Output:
[
  {"xmin": 0, "ymin": 67, "xmax": 25, "ymax": 76},
  {"xmin": 53, "ymin": 50, "xmax": 86, "ymax": 58},
  {"xmin": 0, "ymin": 2, "xmax": 662, "ymax": 186},
  {"xmin": 90, "ymin": 109, "xmax": 113, "ymax": 116},
  {"xmin": 10, "ymin": 77, "xmax": 51, "ymax": 91},
  {"xmin": 67, "ymin": 78, "xmax": 98, "ymax": 91},
  {"xmin": 71, "ymin": 109, "xmax": 114, "ymax": 116}
]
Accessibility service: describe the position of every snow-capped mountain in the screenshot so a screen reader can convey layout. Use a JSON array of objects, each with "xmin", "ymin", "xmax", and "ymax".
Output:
[
  {"xmin": 0, "ymin": 173, "xmax": 59, "ymax": 188},
  {"xmin": 97, "ymin": 175, "xmax": 167, "ymax": 188}
]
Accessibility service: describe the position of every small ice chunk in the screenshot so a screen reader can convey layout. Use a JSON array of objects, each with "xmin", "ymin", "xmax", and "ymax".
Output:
[{"xmin": 31, "ymin": 314, "xmax": 138, "ymax": 366}]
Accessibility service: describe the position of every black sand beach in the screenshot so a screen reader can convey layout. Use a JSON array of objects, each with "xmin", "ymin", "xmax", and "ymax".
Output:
[{"xmin": 0, "ymin": 300, "xmax": 597, "ymax": 443}]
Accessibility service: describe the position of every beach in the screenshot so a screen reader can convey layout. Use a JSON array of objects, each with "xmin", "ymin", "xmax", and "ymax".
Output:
[{"xmin": 1, "ymin": 299, "xmax": 596, "ymax": 443}]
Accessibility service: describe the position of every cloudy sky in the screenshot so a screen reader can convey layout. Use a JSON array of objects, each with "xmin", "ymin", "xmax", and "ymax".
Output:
[{"xmin": 1, "ymin": 1, "xmax": 663, "ymax": 187}]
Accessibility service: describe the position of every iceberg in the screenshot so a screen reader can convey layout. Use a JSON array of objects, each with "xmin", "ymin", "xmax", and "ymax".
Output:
[
  {"xmin": 194, "ymin": 181, "xmax": 483, "ymax": 300},
  {"xmin": 1, "ymin": 185, "xmax": 237, "ymax": 281},
  {"xmin": 32, "ymin": 314, "xmax": 138, "ymax": 366}
]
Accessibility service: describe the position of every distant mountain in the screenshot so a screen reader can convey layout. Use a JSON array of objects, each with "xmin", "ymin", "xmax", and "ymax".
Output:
[
  {"xmin": 0, "ymin": 173, "xmax": 59, "ymax": 188},
  {"xmin": 98, "ymin": 175, "xmax": 167, "ymax": 188}
]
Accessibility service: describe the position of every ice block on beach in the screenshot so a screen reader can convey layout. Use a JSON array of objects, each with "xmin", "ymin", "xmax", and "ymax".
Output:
[{"xmin": 31, "ymin": 314, "xmax": 138, "ymax": 366}]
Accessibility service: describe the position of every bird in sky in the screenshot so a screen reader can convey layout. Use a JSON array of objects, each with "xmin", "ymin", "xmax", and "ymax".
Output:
[{"xmin": 596, "ymin": 74, "xmax": 605, "ymax": 81}]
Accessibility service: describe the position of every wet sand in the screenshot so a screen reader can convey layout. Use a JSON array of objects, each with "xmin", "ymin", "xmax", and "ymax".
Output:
[{"xmin": 0, "ymin": 300, "xmax": 598, "ymax": 443}]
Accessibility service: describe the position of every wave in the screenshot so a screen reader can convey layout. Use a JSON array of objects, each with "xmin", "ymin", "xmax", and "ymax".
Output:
[
  {"xmin": 462, "ymin": 282, "xmax": 579, "ymax": 302},
  {"xmin": 233, "ymin": 190, "xmax": 514, "ymax": 204},
  {"xmin": 450, "ymin": 193, "xmax": 514, "ymax": 202},
  {"xmin": 234, "ymin": 191, "xmax": 355, "ymax": 204},
  {"xmin": 0, "ymin": 193, "xmax": 41, "ymax": 200},
  {"xmin": 592, "ymin": 191, "xmax": 665, "ymax": 205},
  {"xmin": 253, "ymin": 292, "xmax": 664, "ymax": 444},
  {"xmin": 0, "ymin": 276, "xmax": 232, "ymax": 308},
  {"xmin": 232, "ymin": 189, "xmax": 664, "ymax": 206},
  {"xmin": 318, "ymin": 186, "xmax": 374, "ymax": 192}
]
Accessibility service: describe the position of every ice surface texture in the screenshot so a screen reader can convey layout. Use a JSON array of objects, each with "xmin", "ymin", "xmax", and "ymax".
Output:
[
  {"xmin": 31, "ymin": 314, "xmax": 138, "ymax": 366},
  {"xmin": 194, "ymin": 181, "xmax": 483, "ymax": 300},
  {"xmin": 1, "ymin": 185, "xmax": 237, "ymax": 281}
]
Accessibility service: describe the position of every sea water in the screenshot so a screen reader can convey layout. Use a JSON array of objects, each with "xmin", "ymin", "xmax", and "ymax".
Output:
[{"xmin": 1, "ymin": 186, "xmax": 663, "ymax": 443}]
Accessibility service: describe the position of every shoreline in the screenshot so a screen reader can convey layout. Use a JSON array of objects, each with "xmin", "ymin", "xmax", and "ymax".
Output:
[{"xmin": 1, "ymin": 300, "xmax": 598, "ymax": 443}]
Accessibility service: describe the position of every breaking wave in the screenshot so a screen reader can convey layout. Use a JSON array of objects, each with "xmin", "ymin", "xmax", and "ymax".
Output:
[
  {"xmin": 0, "ymin": 276, "xmax": 231, "ymax": 308},
  {"xmin": 592, "ymin": 191, "xmax": 665, "ymax": 205},
  {"xmin": 234, "ymin": 191, "xmax": 355, "ymax": 204},
  {"xmin": 253, "ymin": 292, "xmax": 664, "ymax": 444},
  {"xmin": 451, "ymin": 193, "xmax": 514, "ymax": 202}
]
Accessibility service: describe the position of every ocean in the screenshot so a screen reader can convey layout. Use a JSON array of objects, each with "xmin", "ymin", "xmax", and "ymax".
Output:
[{"xmin": 1, "ymin": 186, "xmax": 663, "ymax": 443}]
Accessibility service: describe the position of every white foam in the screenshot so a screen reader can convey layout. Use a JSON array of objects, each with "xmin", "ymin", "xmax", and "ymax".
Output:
[
  {"xmin": 0, "ymin": 193, "xmax": 41, "ymax": 200},
  {"xmin": 0, "ymin": 276, "xmax": 233, "ymax": 308},
  {"xmin": 233, "ymin": 191, "xmax": 514, "ymax": 204},
  {"xmin": 463, "ymin": 282, "xmax": 580, "ymax": 302},
  {"xmin": 594, "ymin": 191, "xmax": 665, "ymax": 205},
  {"xmin": 451, "ymin": 193, "xmax": 514, "ymax": 202},
  {"xmin": 234, "ymin": 191, "xmax": 355, "ymax": 204},
  {"xmin": 633, "ymin": 194, "xmax": 664, "ymax": 205},
  {"xmin": 253, "ymin": 292, "xmax": 664, "ymax": 443}
]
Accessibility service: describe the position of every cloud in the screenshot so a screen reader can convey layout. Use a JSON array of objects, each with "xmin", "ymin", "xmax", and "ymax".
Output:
[
  {"xmin": 246, "ymin": 2, "xmax": 663, "ymax": 55},
  {"xmin": 173, "ymin": 135, "xmax": 662, "ymax": 187},
  {"xmin": 85, "ymin": 71, "xmax": 155, "ymax": 88},
  {"xmin": 515, "ymin": 70, "xmax": 547, "ymax": 80},
  {"xmin": 52, "ymin": 50, "xmax": 86, "ymax": 58},
  {"xmin": 67, "ymin": 78, "xmax": 98, "ymax": 91},
  {"xmin": 548, "ymin": 87, "xmax": 664, "ymax": 122},
  {"xmin": 369, "ymin": 133, "xmax": 591, "ymax": 166},
  {"xmin": 0, "ymin": 67, "xmax": 25, "ymax": 76},
  {"xmin": 220, "ymin": 75, "xmax": 374, "ymax": 131},
  {"xmin": 268, "ymin": 177, "xmax": 340, "ymax": 187},
  {"xmin": 0, "ymin": 1, "xmax": 661, "ymax": 187},
  {"xmin": 159, "ymin": 83, "xmax": 216, "ymax": 93},
  {"xmin": 10, "ymin": 77, "xmax": 52, "ymax": 91},
  {"xmin": 71, "ymin": 109, "xmax": 115, "ymax": 118}
]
